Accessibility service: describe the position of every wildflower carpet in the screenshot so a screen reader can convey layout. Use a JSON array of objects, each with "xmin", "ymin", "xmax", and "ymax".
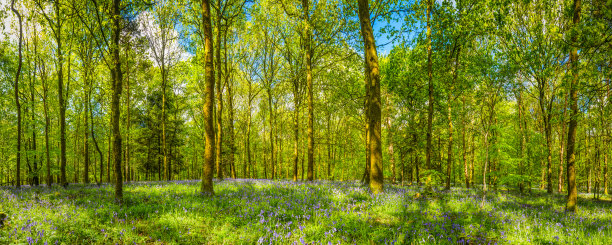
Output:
[{"xmin": 0, "ymin": 179, "xmax": 610, "ymax": 244}]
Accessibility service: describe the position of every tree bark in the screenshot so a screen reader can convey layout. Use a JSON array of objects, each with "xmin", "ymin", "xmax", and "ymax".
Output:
[
  {"xmin": 30, "ymin": 34, "xmax": 39, "ymax": 186},
  {"xmin": 225, "ymin": 31, "xmax": 236, "ymax": 179},
  {"xmin": 517, "ymin": 90, "xmax": 525, "ymax": 192},
  {"xmin": 267, "ymin": 88, "xmax": 275, "ymax": 179},
  {"xmin": 11, "ymin": 0, "xmax": 23, "ymax": 188},
  {"xmin": 50, "ymin": 0, "xmax": 68, "ymax": 188},
  {"xmin": 559, "ymin": 95, "xmax": 567, "ymax": 192},
  {"xmin": 462, "ymin": 95, "xmax": 469, "ymax": 188},
  {"xmin": 565, "ymin": 0, "xmax": 580, "ymax": 212},
  {"xmin": 358, "ymin": 0, "xmax": 383, "ymax": 194},
  {"xmin": 111, "ymin": 0, "xmax": 124, "ymax": 203},
  {"xmin": 90, "ymin": 98, "xmax": 104, "ymax": 185},
  {"xmin": 200, "ymin": 0, "xmax": 215, "ymax": 195},
  {"xmin": 425, "ymin": 0, "xmax": 434, "ymax": 171},
  {"xmin": 84, "ymin": 91, "xmax": 90, "ymax": 184},
  {"xmin": 215, "ymin": 6, "xmax": 224, "ymax": 180},
  {"xmin": 41, "ymin": 58, "xmax": 52, "ymax": 187},
  {"xmin": 293, "ymin": 78, "xmax": 299, "ymax": 182},
  {"xmin": 302, "ymin": 0, "xmax": 315, "ymax": 182},
  {"xmin": 246, "ymin": 82, "xmax": 253, "ymax": 179}
]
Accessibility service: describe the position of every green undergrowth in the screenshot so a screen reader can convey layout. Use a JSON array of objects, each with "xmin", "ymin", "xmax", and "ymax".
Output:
[{"xmin": 0, "ymin": 180, "xmax": 611, "ymax": 244}]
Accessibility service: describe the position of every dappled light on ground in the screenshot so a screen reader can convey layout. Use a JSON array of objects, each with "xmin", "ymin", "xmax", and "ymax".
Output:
[{"xmin": 1, "ymin": 180, "xmax": 611, "ymax": 244}]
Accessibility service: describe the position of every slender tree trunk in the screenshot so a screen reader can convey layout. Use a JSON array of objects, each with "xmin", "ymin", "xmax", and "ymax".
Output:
[
  {"xmin": 107, "ymin": 116, "xmax": 111, "ymax": 183},
  {"xmin": 267, "ymin": 89, "xmax": 275, "ymax": 179},
  {"xmin": 462, "ymin": 95, "xmax": 469, "ymax": 188},
  {"xmin": 546, "ymin": 111, "xmax": 553, "ymax": 194},
  {"xmin": 413, "ymin": 132, "xmax": 419, "ymax": 184},
  {"xmin": 293, "ymin": 79, "xmax": 299, "ymax": 181},
  {"xmin": 225, "ymin": 33, "xmax": 236, "ymax": 179},
  {"xmin": 12, "ymin": 0, "xmax": 23, "ymax": 188},
  {"xmin": 200, "ymin": 0, "xmax": 215, "ymax": 195},
  {"xmin": 42, "ymin": 67, "xmax": 51, "ymax": 186},
  {"xmin": 90, "ymin": 98, "xmax": 104, "ymax": 185},
  {"xmin": 215, "ymin": 10, "xmax": 224, "ymax": 181},
  {"xmin": 362, "ymin": 61, "xmax": 370, "ymax": 185},
  {"xmin": 604, "ymin": 136, "xmax": 608, "ymax": 195},
  {"xmin": 111, "ymin": 0, "xmax": 124, "ymax": 203},
  {"xmin": 84, "ymin": 94, "xmax": 90, "ymax": 184},
  {"xmin": 51, "ymin": 0, "xmax": 68, "ymax": 188},
  {"xmin": 126, "ymin": 53, "xmax": 131, "ymax": 182},
  {"xmin": 517, "ymin": 90, "xmax": 525, "ymax": 192},
  {"xmin": 425, "ymin": 0, "xmax": 434, "ymax": 171},
  {"xmin": 28, "ymin": 51, "xmax": 39, "ymax": 186},
  {"xmin": 246, "ymin": 82, "xmax": 253, "ymax": 179},
  {"xmin": 483, "ymin": 131, "xmax": 489, "ymax": 192},
  {"xmin": 358, "ymin": 0, "xmax": 383, "ymax": 194},
  {"xmin": 559, "ymin": 95, "xmax": 567, "ymax": 193},
  {"xmin": 162, "ymin": 63, "xmax": 169, "ymax": 181},
  {"xmin": 74, "ymin": 112, "xmax": 81, "ymax": 183},
  {"xmin": 565, "ymin": 0, "xmax": 580, "ymax": 209},
  {"xmin": 362, "ymin": 57, "xmax": 370, "ymax": 185},
  {"xmin": 301, "ymin": 0, "xmax": 315, "ymax": 182}
]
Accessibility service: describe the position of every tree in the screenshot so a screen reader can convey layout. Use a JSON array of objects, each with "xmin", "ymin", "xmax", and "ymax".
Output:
[
  {"xmin": 357, "ymin": 0, "xmax": 382, "ymax": 194},
  {"xmin": 425, "ymin": 0, "xmax": 434, "ymax": 173},
  {"xmin": 110, "ymin": 0, "xmax": 124, "ymax": 202},
  {"xmin": 301, "ymin": 0, "xmax": 315, "ymax": 182},
  {"xmin": 11, "ymin": 0, "xmax": 23, "ymax": 188},
  {"xmin": 200, "ymin": 0, "xmax": 216, "ymax": 195},
  {"xmin": 565, "ymin": 0, "xmax": 581, "ymax": 213}
]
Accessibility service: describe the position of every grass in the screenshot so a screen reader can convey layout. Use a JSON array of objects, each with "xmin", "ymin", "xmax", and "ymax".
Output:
[{"xmin": 0, "ymin": 179, "xmax": 611, "ymax": 244}]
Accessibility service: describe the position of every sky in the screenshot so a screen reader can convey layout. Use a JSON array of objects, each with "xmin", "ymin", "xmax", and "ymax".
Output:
[{"xmin": 0, "ymin": 1, "xmax": 408, "ymax": 59}]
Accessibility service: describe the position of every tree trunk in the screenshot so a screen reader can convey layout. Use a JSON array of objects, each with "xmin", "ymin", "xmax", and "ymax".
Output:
[
  {"xmin": 215, "ymin": 8, "xmax": 224, "ymax": 181},
  {"xmin": 425, "ymin": 0, "xmax": 434, "ymax": 171},
  {"xmin": 200, "ymin": 0, "xmax": 215, "ymax": 195},
  {"xmin": 29, "ymin": 46, "xmax": 39, "ymax": 186},
  {"xmin": 126, "ymin": 57, "xmax": 131, "ymax": 182},
  {"xmin": 11, "ymin": 0, "xmax": 23, "ymax": 188},
  {"xmin": 84, "ymin": 95, "xmax": 90, "ymax": 184},
  {"xmin": 462, "ymin": 95, "xmax": 469, "ymax": 188},
  {"xmin": 483, "ymin": 131, "xmax": 489, "ymax": 192},
  {"xmin": 413, "ymin": 132, "xmax": 420, "ymax": 184},
  {"xmin": 302, "ymin": 0, "xmax": 315, "ymax": 182},
  {"xmin": 246, "ymin": 83, "xmax": 252, "ymax": 179},
  {"xmin": 358, "ymin": 0, "xmax": 383, "ymax": 194},
  {"xmin": 565, "ymin": 0, "xmax": 580, "ymax": 211},
  {"xmin": 362, "ymin": 56, "xmax": 370, "ymax": 185},
  {"xmin": 293, "ymin": 78, "xmax": 299, "ymax": 182},
  {"xmin": 517, "ymin": 90, "xmax": 525, "ymax": 192},
  {"xmin": 555, "ymin": 93, "xmax": 567, "ymax": 192},
  {"xmin": 42, "ymin": 65, "xmax": 51, "ymax": 186},
  {"xmin": 544, "ymin": 101, "xmax": 554, "ymax": 194},
  {"xmin": 604, "ymin": 136, "xmax": 608, "ymax": 195},
  {"xmin": 90, "ymin": 98, "xmax": 104, "ymax": 185},
  {"xmin": 225, "ymin": 32, "xmax": 236, "ymax": 179},
  {"xmin": 267, "ymin": 89, "xmax": 275, "ymax": 179},
  {"xmin": 107, "ymin": 116, "xmax": 112, "ymax": 183},
  {"xmin": 111, "ymin": 0, "xmax": 124, "ymax": 203},
  {"xmin": 51, "ymin": 0, "xmax": 68, "ymax": 188}
]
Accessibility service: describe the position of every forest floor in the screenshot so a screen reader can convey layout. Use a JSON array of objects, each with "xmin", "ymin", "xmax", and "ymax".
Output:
[{"xmin": 0, "ymin": 179, "xmax": 611, "ymax": 245}]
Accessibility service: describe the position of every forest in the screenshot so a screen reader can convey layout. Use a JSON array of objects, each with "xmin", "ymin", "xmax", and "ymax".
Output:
[{"xmin": 0, "ymin": 0, "xmax": 611, "ymax": 244}]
